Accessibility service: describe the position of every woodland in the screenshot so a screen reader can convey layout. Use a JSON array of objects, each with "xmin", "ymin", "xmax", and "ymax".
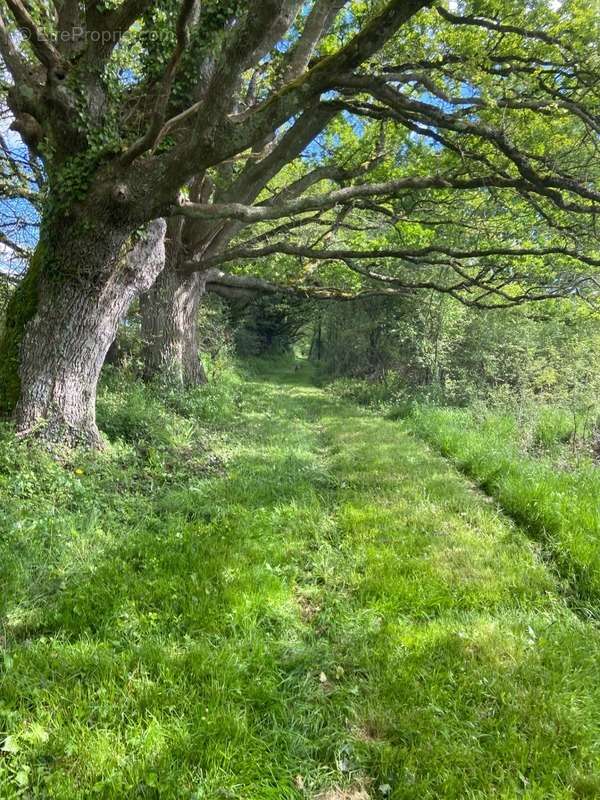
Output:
[{"xmin": 1, "ymin": 0, "xmax": 600, "ymax": 798}]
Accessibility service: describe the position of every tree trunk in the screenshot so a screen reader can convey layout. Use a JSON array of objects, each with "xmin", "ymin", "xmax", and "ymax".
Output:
[
  {"xmin": 0, "ymin": 245, "xmax": 44, "ymax": 416},
  {"xmin": 310, "ymin": 316, "xmax": 323, "ymax": 362},
  {"xmin": 140, "ymin": 222, "xmax": 208, "ymax": 387},
  {"xmin": 14, "ymin": 218, "xmax": 166, "ymax": 446}
]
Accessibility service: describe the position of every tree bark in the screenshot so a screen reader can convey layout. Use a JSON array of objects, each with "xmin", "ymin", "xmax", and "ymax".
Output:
[
  {"xmin": 140, "ymin": 215, "xmax": 209, "ymax": 387},
  {"xmin": 14, "ymin": 218, "xmax": 166, "ymax": 446},
  {"xmin": 140, "ymin": 267, "xmax": 208, "ymax": 387}
]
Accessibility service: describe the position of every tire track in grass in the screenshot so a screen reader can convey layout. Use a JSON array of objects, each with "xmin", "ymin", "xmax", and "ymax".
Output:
[
  {"xmin": 250, "ymin": 372, "xmax": 600, "ymax": 797},
  {"xmin": 296, "ymin": 394, "xmax": 600, "ymax": 800},
  {"xmin": 404, "ymin": 413, "xmax": 600, "ymax": 622},
  {"xmin": 245, "ymin": 373, "xmax": 600, "ymax": 798}
]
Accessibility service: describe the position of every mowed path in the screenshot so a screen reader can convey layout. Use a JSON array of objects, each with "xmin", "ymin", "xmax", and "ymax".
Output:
[{"xmin": 2, "ymin": 366, "xmax": 600, "ymax": 799}]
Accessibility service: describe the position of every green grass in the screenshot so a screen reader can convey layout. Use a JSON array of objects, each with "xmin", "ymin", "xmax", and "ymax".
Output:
[
  {"xmin": 405, "ymin": 404, "xmax": 600, "ymax": 612},
  {"xmin": 1, "ymin": 362, "xmax": 600, "ymax": 798}
]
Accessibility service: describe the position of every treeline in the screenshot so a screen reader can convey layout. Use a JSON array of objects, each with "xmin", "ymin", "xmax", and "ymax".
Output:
[
  {"xmin": 311, "ymin": 295, "xmax": 600, "ymax": 407},
  {"xmin": 3, "ymin": 270, "xmax": 598, "ymax": 425},
  {"xmin": 7, "ymin": 275, "xmax": 595, "ymax": 424}
]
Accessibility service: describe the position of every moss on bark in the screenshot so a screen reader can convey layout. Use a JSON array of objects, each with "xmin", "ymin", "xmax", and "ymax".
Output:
[{"xmin": 0, "ymin": 245, "xmax": 43, "ymax": 415}]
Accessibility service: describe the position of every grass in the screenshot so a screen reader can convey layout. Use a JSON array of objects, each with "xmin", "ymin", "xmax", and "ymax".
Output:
[
  {"xmin": 405, "ymin": 404, "xmax": 600, "ymax": 613},
  {"xmin": 1, "ymin": 360, "xmax": 600, "ymax": 798}
]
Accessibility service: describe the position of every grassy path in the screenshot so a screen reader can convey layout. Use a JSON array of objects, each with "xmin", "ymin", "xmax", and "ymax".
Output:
[{"xmin": 2, "ymin": 365, "xmax": 600, "ymax": 798}]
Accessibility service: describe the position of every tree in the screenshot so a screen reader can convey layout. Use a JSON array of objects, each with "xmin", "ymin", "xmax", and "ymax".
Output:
[
  {"xmin": 143, "ymin": 0, "xmax": 600, "ymax": 386},
  {"xmin": 139, "ymin": 0, "xmax": 346, "ymax": 384},
  {"xmin": 0, "ymin": 0, "xmax": 598, "ymax": 444},
  {"xmin": 139, "ymin": 219, "xmax": 208, "ymax": 386}
]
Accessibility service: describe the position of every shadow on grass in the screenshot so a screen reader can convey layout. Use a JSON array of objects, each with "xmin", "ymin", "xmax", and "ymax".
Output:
[
  {"xmin": 3, "ymin": 370, "xmax": 600, "ymax": 799},
  {"xmin": 0, "ymin": 372, "xmax": 348, "ymax": 798}
]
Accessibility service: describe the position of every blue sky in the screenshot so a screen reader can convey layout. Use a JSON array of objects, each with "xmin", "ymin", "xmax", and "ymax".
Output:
[{"xmin": 0, "ymin": 114, "xmax": 40, "ymax": 272}]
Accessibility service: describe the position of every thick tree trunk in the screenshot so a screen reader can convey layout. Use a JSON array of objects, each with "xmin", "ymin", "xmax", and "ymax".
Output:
[
  {"xmin": 14, "ymin": 218, "xmax": 166, "ymax": 446},
  {"xmin": 140, "ymin": 220, "xmax": 208, "ymax": 387}
]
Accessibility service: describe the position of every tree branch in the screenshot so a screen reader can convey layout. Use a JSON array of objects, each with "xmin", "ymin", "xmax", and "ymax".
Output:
[
  {"xmin": 437, "ymin": 6, "xmax": 573, "ymax": 51},
  {"xmin": 196, "ymin": 242, "xmax": 600, "ymax": 272},
  {"xmin": 120, "ymin": 0, "xmax": 200, "ymax": 166},
  {"xmin": 154, "ymin": 0, "xmax": 431, "ymax": 200},
  {"xmin": 174, "ymin": 173, "xmax": 529, "ymax": 225},
  {"xmin": 0, "ymin": 10, "xmax": 31, "ymax": 85},
  {"xmin": 281, "ymin": 0, "xmax": 346, "ymax": 81},
  {"xmin": 4, "ymin": 0, "xmax": 65, "ymax": 70}
]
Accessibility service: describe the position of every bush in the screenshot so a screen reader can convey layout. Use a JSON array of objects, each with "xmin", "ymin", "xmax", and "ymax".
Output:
[
  {"xmin": 97, "ymin": 354, "xmax": 242, "ymax": 447},
  {"xmin": 329, "ymin": 373, "xmax": 412, "ymax": 409}
]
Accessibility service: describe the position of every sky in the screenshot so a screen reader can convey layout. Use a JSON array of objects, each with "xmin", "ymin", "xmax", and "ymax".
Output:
[{"xmin": 0, "ymin": 112, "xmax": 39, "ymax": 273}]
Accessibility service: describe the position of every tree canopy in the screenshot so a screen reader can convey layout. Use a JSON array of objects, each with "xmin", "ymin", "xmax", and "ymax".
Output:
[{"xmin": 2, "ymin": 0, "xmax": 599, "ymax": 302}]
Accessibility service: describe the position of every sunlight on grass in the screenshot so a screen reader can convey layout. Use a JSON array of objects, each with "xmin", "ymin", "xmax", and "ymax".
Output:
[
  {"xmin": 1, "ymin": 365, "xmax": 600, "ymax": 798},
  {"xmin": 407, "ymin": 405, "xmax": 600, "ymax": 612}
]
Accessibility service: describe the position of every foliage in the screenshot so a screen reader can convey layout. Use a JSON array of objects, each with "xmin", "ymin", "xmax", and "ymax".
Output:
[
  {"xmin": 232, "ymin": 296, "xmax": 310, "ymax": 357},
  {"xmin": 314, "ymin": 293, "xmax": 600, "ymax": 409},
  {"xmin": 197, "ymin": 294, "xmax": 233, "ymax": 361},
  {"xmin": 98, "ymin": 354, "xmax": 242, "ymax": 444},
  {"xmin": 0, "ymin": 246, "xmax": 43, "ymax": 415},
  {"xmin": 107, "ymin": 294, "xmax": 233, "ymax": 377},
  {"xmin": 0, "ymin": 275, "xmax": 14, "ymax": 329},
  {"xmin": 3, "ymin": 0, "xmax": 600, "ymax": 306}
]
